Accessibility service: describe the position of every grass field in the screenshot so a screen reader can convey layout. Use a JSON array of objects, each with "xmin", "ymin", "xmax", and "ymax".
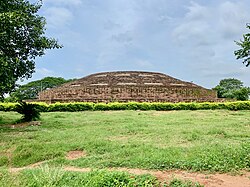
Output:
[{"xmin": 0, "ymin": 110, "xmax": 250, "ymax": 186}]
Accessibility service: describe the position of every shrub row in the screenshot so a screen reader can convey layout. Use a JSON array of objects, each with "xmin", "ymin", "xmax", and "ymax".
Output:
[{"xmin": 1, "ymin": 101, "xmax": 250, "ymax": 112}]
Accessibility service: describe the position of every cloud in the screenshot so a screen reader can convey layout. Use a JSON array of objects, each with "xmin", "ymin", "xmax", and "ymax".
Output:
[
  {"xmin": 42, "ymin": 0, "xmax": 84, "ymax": 30},
  {"xmin": 36, "ymin": 68, "xmax": 54, "ymax": 76},
  {"xmin": 218, "ymin": 1, "xmax": 249, "ymax": 39},
  {"xmin": 169, "ymin": 1, "xmax": 250, "ymax": 87},
  {"xmin": 92, "ymin": 1, "xmax": 141, "ymax": 68},
  {"xmin": 44, "ymin": 7, "xmax": 73, "ymax": 28},
  {"xmin": 186, "ymin": 1, "xmax": 211, "ymax": 20},
  {"xmin": 103, "ymin": 20, "xmax": 120, "ymax": 30},
  {"xmin": 172, "ymin": 2, "xmax": 214, "ymax": 47},
  {"xmin": 157, "ymin": 14, "xmax": 173, "ymax": 23},
  {"xmin": 43, "ymin": 0, "xmax": 82, "ymax": 7},
  {"xmin": 111, "ymin": 31, "xmax": 133, "ymax": 44},
  {"xmin": 194, "ymin": 62, "xmax": 250, "ymax": 87},
  {"xmin": 172, "ymin": 1, "xmax": 250, "ymax": 47},
  {"xmin": 135, "ymin": 59, "xmax": 154, "ymax": 69},
  {"xmin": 34, "ymin": 0, "xmax": 250, "ymax": 89},
  {"xmin": 171, "ymin": 1, "xmax": 250, "ymax": 63}
]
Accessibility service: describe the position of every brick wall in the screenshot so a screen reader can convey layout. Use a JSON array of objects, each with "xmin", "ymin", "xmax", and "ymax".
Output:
[
  {"xmin": 39, "ymin": 85, "xmax": 217, "ymax": 103},
  {"xmin": 38, "ymin": 71, "xmax": 218, "ymax": 103}
]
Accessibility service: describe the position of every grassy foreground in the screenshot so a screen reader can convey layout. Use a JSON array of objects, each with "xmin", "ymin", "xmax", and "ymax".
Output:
[
  {"xmin": 0, "ymin": 110, "xmax": 249, "ymax": 186},
  {"xmin": 0, "ymin": 110, "xmax": 250, "ymax": 171}
]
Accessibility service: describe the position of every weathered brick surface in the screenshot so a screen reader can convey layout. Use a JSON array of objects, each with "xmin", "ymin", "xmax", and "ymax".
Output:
[{"xmin": 38, "ymin": 71, "xmax": 218, "ymax": 103}]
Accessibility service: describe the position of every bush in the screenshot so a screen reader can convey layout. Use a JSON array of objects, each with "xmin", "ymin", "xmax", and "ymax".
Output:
[
  {"xmin": 48, "ymin": 102, "xmax": 94, "ymax": 112},
  {"xmin": 15, "ymin": 102, "xmax": 40, "ymax": 122},
  {"xmin": 0, "ymin": 103, "xmax": 17, "ymax": 111},
  {"xmin": 1, "ymin": 101, "xmax": 250, "ymax": 112},
  {"xmin": 30, "ymin": 102, "xmax": 49, "ymax": 112}
]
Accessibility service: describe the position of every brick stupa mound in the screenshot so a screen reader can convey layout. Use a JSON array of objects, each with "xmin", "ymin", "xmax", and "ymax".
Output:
[{"xmin": 38, "ymin": 71, "xmax": 217, "ymax": 103}]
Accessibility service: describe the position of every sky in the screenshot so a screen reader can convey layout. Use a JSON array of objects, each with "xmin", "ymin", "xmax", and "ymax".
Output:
[{"xmin": 28, "ymin": 0, "xmax": 250, "ymax": 89}]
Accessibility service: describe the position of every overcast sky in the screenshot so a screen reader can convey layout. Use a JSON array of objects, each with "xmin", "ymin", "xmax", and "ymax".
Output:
[{"xmin": 29, "ymin": 0, "xmax": 250, "ymax": 88}]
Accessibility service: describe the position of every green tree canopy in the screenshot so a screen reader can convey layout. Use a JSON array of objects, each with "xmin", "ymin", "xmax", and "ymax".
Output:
[
  {"xmin": 6, "ymin": 77, "xmax": 72, "ymax": 102},
  {"xmin": 213, "ymin": 78, "xmax": 249, "ymax": 101},
  {"xmin": 234, "ymin": 23, "xmax": 250, "ymax": 66},
  {"xmin": 0, "ymin": 0, "xmax": 62, "ymax": 100}
]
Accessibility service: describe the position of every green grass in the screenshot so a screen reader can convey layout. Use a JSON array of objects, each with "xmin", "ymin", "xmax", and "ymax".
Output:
[
  {"xmin": 0, "ymin": 167, "xmax": 160, "ymax": 187},
  {"xmin": 0, "ymin": 166, "xmax": 204, "ymax": 187},
  {"xmin": 0, "ymin": 110, "xmax": 250, "ymax": 174}
]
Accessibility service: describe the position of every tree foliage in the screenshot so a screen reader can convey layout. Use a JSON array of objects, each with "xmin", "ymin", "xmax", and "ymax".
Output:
[
  {"xmin": 213, "ymin": 78, "xmax": 250, "ymax": 101},
  {"xmin": 0, "ymin": 0, "xmax": 62, "ymax": 100},
  {"xmin": 234, "ymin": 23, "xmax": 250, "ymax": 66},
  {"xmin": 6, "ymin": 77, "xmax": 72, "ymax": 102}
]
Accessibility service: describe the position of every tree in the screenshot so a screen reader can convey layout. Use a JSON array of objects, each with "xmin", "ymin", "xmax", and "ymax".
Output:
[
  {"xmin": 233, "ymin": 87, "xmax": 250, "ymax": 101},
  {"xmin": 213, "ymin": 78, "xmax": 250, "ymax": 101},
  {"xmin": 214, "ymin": 78, "xmax": 243, "ymax": 98},
  {"xmin": 0, "ymin": 0, "xmax": 62, "ymax": 100},
  {"xmin": 234, "ymin": 23, "xmax": 250, "ymax": 66},
  {"xmin": 6, "ymin": 77, "xmax": 72, "ymax": 102}
]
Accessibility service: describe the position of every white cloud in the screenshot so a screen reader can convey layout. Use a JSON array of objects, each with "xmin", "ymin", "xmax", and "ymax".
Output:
[
  {"xmin": 94, "ymin": 1, "xmax": 141, "ymax": 68},
  {"xmin": 173, "ymin": 21, "xmax": 214, "ymax": 47},
  {"xmin": 44, "ymin": 7, "xmax": 73, "ymax": 28},
  {"xmin": 172, "ymin": 2, "xmax": 214, "ymax": 47},
  {"xmin": 33, "ymin": 0, "xmax": 250, "ymax": 88},
  {"xmin": 42, "ymin": 0, "xmax": 84, "ymax": 30},
  {"xmin": 36, "ymin": 68, "xmax": 54, "ymax": 76},
  {"xmin": 171, "ymin": 1, "xmax": 250, "ymax": 62},
  {"xmin": 186, "ymin": 1, "xmax": 211, "ymax": 20},
  {"xmin": 218, "ymin": 1, "xmax": 249, "ymax": 39},
  {"xmin": 172, "ymin": 1, "xmax": 250, "ymax": 47},
  {"xmin": 135, "ymin": 59, "xmax": 154, "ymax": 69},
  {"xmin": 111, "ymin": 31, "xmax": 133, "ymax": 44},
  {"xmin": 103, "ymin": 20, "xmax": 120, "ymax": 30},
  {"xmin": 43, "ymin": 0, "xmax": 82, "ymax": 7},
  {"xmin": 170, "ymin": 1, "xmax": 250, "ymax": 87}
]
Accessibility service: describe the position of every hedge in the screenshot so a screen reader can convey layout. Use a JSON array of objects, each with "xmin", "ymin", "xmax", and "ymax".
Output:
[{"xmin": 1, "ymin": 101, "xmax": 250, "ymax": 112}]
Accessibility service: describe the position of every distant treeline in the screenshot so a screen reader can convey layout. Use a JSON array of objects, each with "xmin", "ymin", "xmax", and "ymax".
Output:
[{"xmin": 5, "ymin": 77, "xmax": 76, "ymax": 102}]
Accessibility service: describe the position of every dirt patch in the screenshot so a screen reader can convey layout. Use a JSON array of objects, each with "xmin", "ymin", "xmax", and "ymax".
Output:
[
  {"xmin": 129, "ymin": 169, "xmax": 250, "ymax": 187},
  {"xmin": 66, "ymin": 150, "xmax": 87, "ymax": 160},
  {"xmin": 9, "ymin": 162, "xmax": 250, "ymax": 187},
  {"xmin": 64, "ymin": 167, "xmax": 250, "ymax": 187},
  {"xmin": 163, "ymin": 170, "xmax": 250, "ymax": 187},
  {"xmin": 7, "ymin": 121, "xmax": 41, "ymax": 129},
  {"xmin": 9, "ymin": 161, "xmax": 46, "ymax": 173}
]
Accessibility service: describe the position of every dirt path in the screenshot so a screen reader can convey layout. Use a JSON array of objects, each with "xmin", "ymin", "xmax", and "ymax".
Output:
[
  {"xmin": 9, "ymin": 162, "xmax": 250, "ymax": 187},
  {"xmin": 64, "ymin": 166, "xmax": 250, "ymax": 187},
  {"xmin": 9, "ymin": 161, "xmax": 47, "ymax": 172}
]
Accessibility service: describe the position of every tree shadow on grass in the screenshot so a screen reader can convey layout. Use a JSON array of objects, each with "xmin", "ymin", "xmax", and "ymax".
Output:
[{"xmin": 0, "ymin": 121, "xmax": 41, "ymax": 133}]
